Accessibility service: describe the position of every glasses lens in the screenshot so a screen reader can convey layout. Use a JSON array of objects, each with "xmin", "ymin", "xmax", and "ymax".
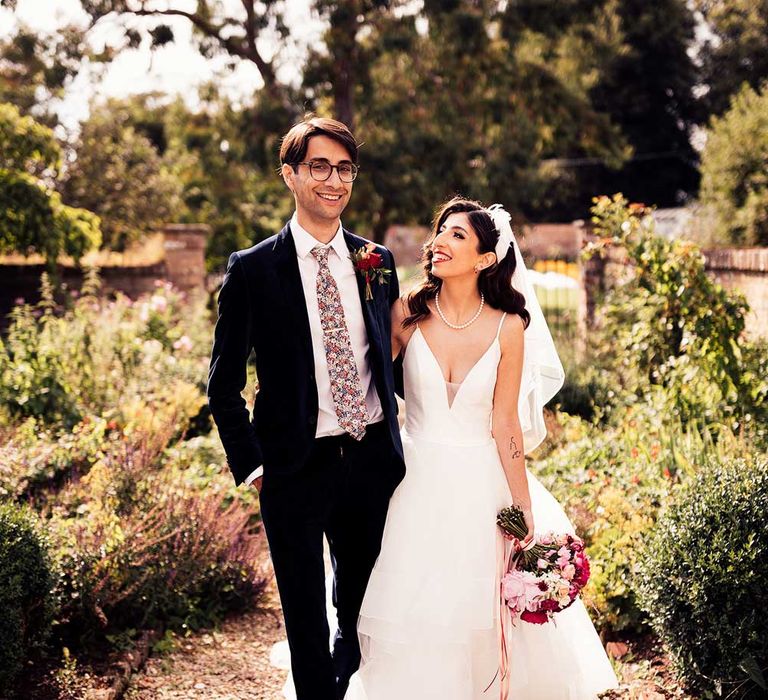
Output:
[
  {"xmin": 338, "ymin": 164, "xmax": 357, "ymax": 182},
  {"xmin": 309, "ymin": 161, "xmax": 332, "ymax": 180}
]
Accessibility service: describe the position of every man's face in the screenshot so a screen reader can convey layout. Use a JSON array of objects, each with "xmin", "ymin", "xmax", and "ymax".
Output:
[{"xmin": 282, "ymin": 135, "xmax": 354, "ymax": 227}]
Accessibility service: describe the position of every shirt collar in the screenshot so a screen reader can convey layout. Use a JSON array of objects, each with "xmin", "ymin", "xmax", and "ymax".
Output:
[{"xmin": 290, "ymin": 213, "xmax": 347, "ymax": 261}]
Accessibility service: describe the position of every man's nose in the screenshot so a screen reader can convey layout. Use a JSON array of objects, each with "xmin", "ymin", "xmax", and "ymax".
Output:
[{"xmin": 326, "ymin": 167, "xmax": 344, "ymax": 187}]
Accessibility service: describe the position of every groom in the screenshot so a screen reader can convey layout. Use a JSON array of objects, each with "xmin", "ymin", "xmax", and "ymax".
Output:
[{"xmin": 207, "ymin": 116, "xmax": 405, "ymax": 699}]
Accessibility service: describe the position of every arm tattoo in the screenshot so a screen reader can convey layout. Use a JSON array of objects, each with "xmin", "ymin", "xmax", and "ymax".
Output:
[{"xmin": 508, "ymin": 436, "xmax": 522, "ymax": 459}]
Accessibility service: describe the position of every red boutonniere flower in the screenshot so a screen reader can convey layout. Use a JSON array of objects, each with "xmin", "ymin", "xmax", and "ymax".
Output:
[{"xmin": 350, "ymin": 243, "xmax": 391, "ymax": 300}]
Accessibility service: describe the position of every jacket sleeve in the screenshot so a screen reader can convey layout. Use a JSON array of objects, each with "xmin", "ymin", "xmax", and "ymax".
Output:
[
  {"xmin": 385, "ymin": 248, "xmax": 405, "ymax": 399},
  {"xmin": 387, "ymin": 248, "xmax": 400, "ymax": 308},
  {"xmin": 207, "ymin": 252, "xmax": 263, "ymax": 485}
]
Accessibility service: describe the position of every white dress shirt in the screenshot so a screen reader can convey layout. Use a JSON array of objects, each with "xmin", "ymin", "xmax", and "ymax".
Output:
[{"xmin": 244, "ymin": 214, "xmax": 384, "ymax": 485}]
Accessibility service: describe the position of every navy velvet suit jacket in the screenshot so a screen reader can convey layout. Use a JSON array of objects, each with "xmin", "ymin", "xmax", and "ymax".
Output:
[{"xmin": 207, "ymin": 222, "xmax": 405, "ymax": 485}]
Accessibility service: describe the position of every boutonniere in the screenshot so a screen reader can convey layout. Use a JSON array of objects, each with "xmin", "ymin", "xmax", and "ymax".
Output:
[{"xmin": 350, "ymin": 243, "xmax": 391, "ymax": 301}]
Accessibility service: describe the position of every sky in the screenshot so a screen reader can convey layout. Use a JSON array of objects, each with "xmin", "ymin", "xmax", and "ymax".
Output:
[{"xmin": 0, "ymin": 0, "xmax": 323, "ymax": 129}]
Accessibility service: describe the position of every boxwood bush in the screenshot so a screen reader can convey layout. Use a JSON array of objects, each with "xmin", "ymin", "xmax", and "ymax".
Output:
[
  {"xmin": 0, "ymin": 502, "xmax": 56, "ymax": 696},
  {"xmin": 637, "ymin": 456, "xmax": 768, "ymax": 698}
]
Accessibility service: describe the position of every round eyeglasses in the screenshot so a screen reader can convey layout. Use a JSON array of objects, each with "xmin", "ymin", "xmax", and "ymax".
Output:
[{"xmin": 295, "ymin": 160, "xmax": 359, "ymax": 183}]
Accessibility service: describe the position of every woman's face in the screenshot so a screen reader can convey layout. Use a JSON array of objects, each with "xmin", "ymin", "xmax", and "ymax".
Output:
[{"xmin": 429, "ymin": 211, "xmax": 486, "ymax": 280}]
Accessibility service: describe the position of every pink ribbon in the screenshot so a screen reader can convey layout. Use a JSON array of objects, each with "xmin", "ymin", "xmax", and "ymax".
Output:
[{"xmin": 486, "ymin": 531, "xmax": 515, "ymax": 699}]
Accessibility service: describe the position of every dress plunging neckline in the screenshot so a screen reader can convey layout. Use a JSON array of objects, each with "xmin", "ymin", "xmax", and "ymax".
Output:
[{"xmin": 413, "ymin": 325, "xmax": 501, "ymax": 411}]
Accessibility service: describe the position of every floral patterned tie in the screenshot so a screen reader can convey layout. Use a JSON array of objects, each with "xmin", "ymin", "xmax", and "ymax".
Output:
[{"xmin": 311, "ymin": 246, "xmax": 369, "ymax": 440}]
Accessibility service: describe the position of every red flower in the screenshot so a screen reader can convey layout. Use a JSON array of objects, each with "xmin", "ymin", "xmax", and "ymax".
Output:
[
  {"xmin": 540, "ymin": 599, "xmax": 560, "ymax": 612},
  {"xmin": 353, "ymin": 250, "xmax": 383, "ymax": 272},
  {"xmin": 520, "ymin": 610, "xmax": 548, "ymax": 624}
]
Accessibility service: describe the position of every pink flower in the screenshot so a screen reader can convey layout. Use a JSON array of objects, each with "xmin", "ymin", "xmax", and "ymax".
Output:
[
  {"xmin": 537, "ymin": 558, "xmax": 549, "ymax": 570},
  {"xmin": 562, "ymin": 564, "xmax": 576, "ymax": 581},
  {"xmin": 502, "ymin": 570, "xmax": 543, "ymax": 614},
  {"xmin": 574, "ymin": 558, "xmax": 591, "ymax": 588},
  {"xmin": 556, "ymin": 546, "xmax": 571, "ymax": 568}
]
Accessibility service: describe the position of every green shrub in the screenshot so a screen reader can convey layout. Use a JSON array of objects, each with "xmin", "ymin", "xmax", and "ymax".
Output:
[
  {"xmin": 585, "ymin": 194, "xmax": 757, "ymax": 432},
  {"xmin": 533, "ymin": 406, "xmax": 756, "ymax": 636},
  {"xmin": 51, "ymin": 455, "xmax": 266, "ymax": 647},
  {"xmin": 0, "ymin": 502, "xmax": 56, "ymax": 696},
  {"xmin": 0, "ymin": 275, "xmax": 210, "ymax": 431},
  {"xmin": 637, "ymin": 457, "xmax": 768, "ymax": 698}
]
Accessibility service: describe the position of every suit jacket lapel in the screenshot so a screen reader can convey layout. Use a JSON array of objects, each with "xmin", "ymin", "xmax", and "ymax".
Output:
[
  {"xmin": 344, "ymin": 230, "xmax": 385, "ymax": 365},
  {"xmin": 274, "ymin": 224, "xmax": 314, "ymax": 367}
]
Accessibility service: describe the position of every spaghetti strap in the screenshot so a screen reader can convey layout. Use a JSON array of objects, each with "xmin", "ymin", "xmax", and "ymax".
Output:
[{"xmin": 495, "ymin": 312, "xmax": 508, "ymax": 341}]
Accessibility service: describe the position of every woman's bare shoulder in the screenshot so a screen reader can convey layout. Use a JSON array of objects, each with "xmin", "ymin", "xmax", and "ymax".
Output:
[{"xmin": 499, "ymin": 312, "xmax": 525, "ymax": 353}]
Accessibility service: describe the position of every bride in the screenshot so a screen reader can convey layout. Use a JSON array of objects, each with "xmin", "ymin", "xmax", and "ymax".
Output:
[{"xmin": 344, "ymin": 197, "xmax": 619, "ymax": 699}]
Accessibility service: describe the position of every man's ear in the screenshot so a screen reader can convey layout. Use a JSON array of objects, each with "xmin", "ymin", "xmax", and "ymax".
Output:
[{"xmin": 281, "ymin": 163, "xmax": 295, "ymax": 193}]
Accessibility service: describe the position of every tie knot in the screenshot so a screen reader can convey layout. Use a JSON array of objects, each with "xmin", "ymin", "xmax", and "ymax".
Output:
[{"xmin": 311, "ymin": 245, "xmax": 331, "ymax": 265}]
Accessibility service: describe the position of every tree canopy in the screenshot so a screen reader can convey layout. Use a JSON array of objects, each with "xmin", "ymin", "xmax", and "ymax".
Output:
[
  {"xmin": 0, "ymin": 0, "xmax": 764, "ymax": 255},
  {"xmin": 700, "ymin": 83, "xmax": 768, "ymax": 246},
  {"xmin": 0, "ymin": 102, "xmax": 101, "ymax": 267}
]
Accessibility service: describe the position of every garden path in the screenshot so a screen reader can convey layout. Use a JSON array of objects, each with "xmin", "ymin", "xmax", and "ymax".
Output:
[{"xmin": 124, "ymin": 577, "xmax": 288, "ymax": 700}]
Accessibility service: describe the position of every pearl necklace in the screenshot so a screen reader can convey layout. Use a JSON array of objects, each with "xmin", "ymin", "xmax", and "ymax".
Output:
[{"xmin": 435, "ymin": 290, "xmax": 485, "ymax": 330}]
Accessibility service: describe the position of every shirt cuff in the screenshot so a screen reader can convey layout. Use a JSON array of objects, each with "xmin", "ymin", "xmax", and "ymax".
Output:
[{"xmin": 244, "ymin": 466, "xmax": 263, "ymax": 485}]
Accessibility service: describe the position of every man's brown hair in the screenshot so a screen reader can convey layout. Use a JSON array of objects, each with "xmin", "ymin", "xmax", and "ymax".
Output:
[{"xmin": 279, "ymin": 116, "xmax": 359, "ymax": 167}]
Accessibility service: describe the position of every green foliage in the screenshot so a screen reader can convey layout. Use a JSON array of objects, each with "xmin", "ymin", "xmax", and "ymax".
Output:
[
  {"xmin": 585, "ymin": 194, "xmax": 759, "ymax": 430},
  {"xmin": 534, "ymin": 407, "xmax": 757, "ymax": 635},
  {"xmin": 585, "ymin": 0, "xmax": 700, "ymax": 208},
  {"xmin": 0, "ymin": 415, "xmax": 108, "ymax": 499},
  {"xmin": 0, "ymin": 24, "xmax": 92, "ymax": 125},
  {"xmin": 50, "ymin": 421, "xmax": 266, "ymax": 646},
  {"xmin": 0, "ymin": 102, "xmax": 101, "ymax": 266},
  {"xmin": 0, "ymin": 101, "xmax": 60, "ymax": 172},
  {"xmin": 637, "ymin": 457, "xmax": 768, "ymax": 698},
  {"xmin": 0, "ymin": 502, "xmax": 56, "ymax": 696},
  {"xmin": 693, "ymin": 0, "xmax": 768, "ymax": 117},
  {"xmin": 60, "ymin": 99, "xmax": 184, "ymax": 251},
  {"xmin": 700, "ymin": 83, "xmax": 768, "ymax": 246},
  {"xmin": 162, "ymin": 91, "xmax": 293, "ymax": 269},
  {"xmin": 0, "ymin": 274, "xmax": 210, "ymax": 431}
]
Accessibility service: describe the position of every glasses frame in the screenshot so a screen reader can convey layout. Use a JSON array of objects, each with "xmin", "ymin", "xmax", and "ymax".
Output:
[{"xmin": 294, "ymin": 160, "xmax": 359, "ymax": 183}]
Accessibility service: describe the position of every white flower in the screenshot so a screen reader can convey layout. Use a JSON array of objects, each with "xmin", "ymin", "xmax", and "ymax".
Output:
[
  {"xmin": 173, "ymin": 335, "xmax": 193, "ymax": 353},
  {"xmin": 150, "ymin": 294, "xmax": 168, "ymax": 312}
]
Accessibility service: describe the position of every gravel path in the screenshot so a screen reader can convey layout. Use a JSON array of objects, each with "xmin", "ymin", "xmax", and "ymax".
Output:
[{"xmin": 125, "ymin": 577, "xmax": 288, "ymax": 700}]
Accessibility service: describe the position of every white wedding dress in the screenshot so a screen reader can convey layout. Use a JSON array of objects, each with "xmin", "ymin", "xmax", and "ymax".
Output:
[{"xmin": 344, "ymin": 315, "xmax": 619, "ymax": 700}]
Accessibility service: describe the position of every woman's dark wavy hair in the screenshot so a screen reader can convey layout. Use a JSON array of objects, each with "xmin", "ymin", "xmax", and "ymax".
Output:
[{"xmin": 403, "ymin": 197, "xmax": 531, "ymax": 330}]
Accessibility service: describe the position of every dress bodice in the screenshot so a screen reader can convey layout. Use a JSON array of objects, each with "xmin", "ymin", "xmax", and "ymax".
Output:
[{"xmin": 402, "ymin": 315, "xmax": 506, "ymax": 446}]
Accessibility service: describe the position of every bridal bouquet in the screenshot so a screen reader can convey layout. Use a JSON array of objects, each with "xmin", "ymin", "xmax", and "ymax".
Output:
[{"xmin": 496, "ymin": 505, "xmax": 590, "ymax": 624}]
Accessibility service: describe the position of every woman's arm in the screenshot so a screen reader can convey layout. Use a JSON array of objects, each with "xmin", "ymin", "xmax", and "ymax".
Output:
[
  {"xmin": 391, "ymin": 297, "xmax": 410, "ymax": 360},
  {"xmin": 491, "ymin": 314, "xmax": 534, "ymax": 548}
]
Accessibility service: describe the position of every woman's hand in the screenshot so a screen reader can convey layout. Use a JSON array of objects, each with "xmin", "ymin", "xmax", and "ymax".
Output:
[{"xmin": 519, "ymin": 508, "xmax": 535, "ymax": 551}]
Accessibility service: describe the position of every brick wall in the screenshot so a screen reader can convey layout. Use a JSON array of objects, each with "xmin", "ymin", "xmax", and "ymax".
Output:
[{"xmin": 0, "ymin": 224, "xmax": 209, "ymax": 326}]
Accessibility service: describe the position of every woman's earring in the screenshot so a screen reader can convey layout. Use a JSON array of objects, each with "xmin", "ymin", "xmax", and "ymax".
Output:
[{"xmin": 474, "ymin": 265, "xmax": 481, "ymax": 274}]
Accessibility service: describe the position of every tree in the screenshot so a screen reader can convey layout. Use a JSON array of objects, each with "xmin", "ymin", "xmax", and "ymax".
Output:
[
  {"xmin": 0, "ymin": 102, "xmax": 101, "ymax": 267},
  {"xmin": 60, "ymin": 97, "xmax": 183, "ymax": 250},
  {"xmin": 79, "ymin": 0, "xmax": 294, "ymax": 111},
  {"xmin": 693, "ymin": 0, "xmax": 768, "ymax": 118},
  {"xmin": 699, "ymin": 82, "xmax": 768, "ymax": 246},
  {"xmin": 315, "ymin": 0, "xmax": 632, "ymax": 239},
  {"xmin": 587, "ymin": 0, "xmax": 701, "ymax": 208}
]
